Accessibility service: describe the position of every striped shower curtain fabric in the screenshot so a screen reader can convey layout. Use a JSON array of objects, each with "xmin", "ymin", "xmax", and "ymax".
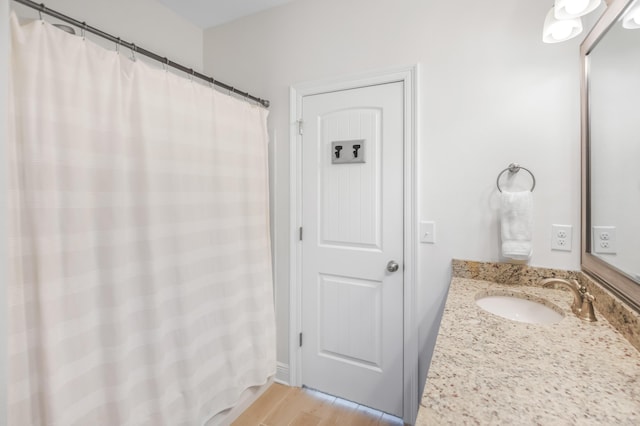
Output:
[{"xmin": 8, "ymin": 13, "xmax": 275, "ymax": 425}]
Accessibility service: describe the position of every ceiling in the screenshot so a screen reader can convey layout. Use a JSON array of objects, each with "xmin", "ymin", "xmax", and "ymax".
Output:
[{"xmin": 157, "ymin": 0, "xmax": 297, "ymax": 29}]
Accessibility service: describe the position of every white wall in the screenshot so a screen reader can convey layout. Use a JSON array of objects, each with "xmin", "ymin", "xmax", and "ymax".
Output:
[
  {"xmin": 10, "ymin": 0, "xmax": 203, "ymax": 71},
  {"xmin": 0, "ymin": 0, "xmax": 8, "ymax": 423},
  {"xmin": 203, "ymin": 0, "xmax": 583, "ymax": 394}
]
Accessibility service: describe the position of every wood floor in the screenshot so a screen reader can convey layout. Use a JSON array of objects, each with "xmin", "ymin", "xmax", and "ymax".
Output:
[{"xmin": 232, "ymin": 383, "xmax": 404, "ymax": 426}]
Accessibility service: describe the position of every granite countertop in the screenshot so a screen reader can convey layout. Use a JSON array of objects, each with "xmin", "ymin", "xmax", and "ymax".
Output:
[{"xmin": 418, "ymin": 276, "xmax": 640, "ymax": 425}]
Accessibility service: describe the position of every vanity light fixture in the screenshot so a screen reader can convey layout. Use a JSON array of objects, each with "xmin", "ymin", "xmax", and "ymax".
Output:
[
  {"xmin": 622, "ymin": 2, "xmax": 640, "ymax": 28},
  {"xmin": 543, "ymin": 7, "xmax": 584, "ymax": 43},
  {"xmin": 554, "ymin": 0, "xmax": 602, "ymax": 19}
]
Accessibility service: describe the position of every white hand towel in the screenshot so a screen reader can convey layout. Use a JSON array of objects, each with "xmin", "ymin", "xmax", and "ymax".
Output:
[{"xmin": 501, "ymin": 191, "xmax": 533, "ymax": 260}]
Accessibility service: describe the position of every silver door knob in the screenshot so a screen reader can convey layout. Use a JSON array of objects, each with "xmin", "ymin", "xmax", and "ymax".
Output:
[{"xmin": 387, "ymin": 260, "xmax": 399, "ymax": 273}]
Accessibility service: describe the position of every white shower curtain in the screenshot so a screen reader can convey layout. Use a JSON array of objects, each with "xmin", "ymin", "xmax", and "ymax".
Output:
[{"xmin": 8, "ymin": 13, "xmax": 275, "ymax": 426}]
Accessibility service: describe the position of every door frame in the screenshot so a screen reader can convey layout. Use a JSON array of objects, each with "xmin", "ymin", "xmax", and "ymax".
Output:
[{"xmin": 289, "ymin": 65, "xmax": 419, "ymax": 422}]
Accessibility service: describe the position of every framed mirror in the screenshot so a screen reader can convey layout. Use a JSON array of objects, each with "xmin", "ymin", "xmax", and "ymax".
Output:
[{"xmin": 581, "ymin": 0, "xmax": 640, "ymax": 311}]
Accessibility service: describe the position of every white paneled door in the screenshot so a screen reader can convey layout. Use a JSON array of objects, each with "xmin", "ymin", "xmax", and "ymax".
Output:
[{"xmin": 300, "ymin": 82, "xmax": 404, "ymax": 417}]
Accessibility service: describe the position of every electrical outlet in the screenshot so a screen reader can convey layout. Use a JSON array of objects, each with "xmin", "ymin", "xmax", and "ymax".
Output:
[
  {"xmin": 592, "ymin": 226, "xmax": 616, "ymax": 254},
  {"xmin": 551, "ymin": 224, "xmax": 572, "ymax": 251},
  {"xmin": 331, "ymin": 140, "xmax": 366, "ymax": 164}
]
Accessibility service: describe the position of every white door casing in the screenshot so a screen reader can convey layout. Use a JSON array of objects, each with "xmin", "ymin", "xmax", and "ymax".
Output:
[
  {"xmin": 300, "ymin": 82, "xmax": 404, "ymax": 416},
  {"xmin": 289, "ymin": 66, "xmax": 418, "ymax": 423}
]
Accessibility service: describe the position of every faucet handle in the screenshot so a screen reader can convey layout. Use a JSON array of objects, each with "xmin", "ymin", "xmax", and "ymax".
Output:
[
  {"xmin": 579, "ymin": 292, "xmax": 597, "ymax": 322},
  {"xmin": 583, "ymin": 291, "xmax": 595, "ymax": 302}
]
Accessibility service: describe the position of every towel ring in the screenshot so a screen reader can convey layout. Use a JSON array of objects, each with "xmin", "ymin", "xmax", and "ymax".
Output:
[{"xmin": 496, "ymin": 163, "xmax": 536, "ymax": 193}]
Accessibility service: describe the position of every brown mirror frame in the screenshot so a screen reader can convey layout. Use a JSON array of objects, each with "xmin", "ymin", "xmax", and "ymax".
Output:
[{"xmin": 581, "ymin": 0, "xmax": 640, "ymax": 312}]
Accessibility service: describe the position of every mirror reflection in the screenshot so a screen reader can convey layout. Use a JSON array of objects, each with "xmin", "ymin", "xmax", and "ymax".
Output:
[{"xmin": 588, "ymin": 0, "xmax": 640, "ymax": 284}]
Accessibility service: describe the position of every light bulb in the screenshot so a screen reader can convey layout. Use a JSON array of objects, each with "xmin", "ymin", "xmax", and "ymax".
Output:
[
  {"xmin": 554, "ymin": 0, "xmax": 601, "ymax": 19},
  {"xmin": 552, "ymin": 25, "xmax": 573, "ymax": 40},
  {"xmin": 543, "ymin": 7, "xmax": 583, "ymax": 43},
  {"xmin": 622, "ymin": 4, "xmax": 640, "ymax": 29},
  {"xmin": 565, "ymin": 0, "xmax": 589, "ymax": 15}
]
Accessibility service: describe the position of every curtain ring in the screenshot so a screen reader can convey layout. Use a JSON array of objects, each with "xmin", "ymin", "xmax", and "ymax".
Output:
[
  {"xmin": 131, "ymin": 43, "xmax": 137, "ymax": 62},
  {"xmin": 228, "ymin": 86, "xmax": 234, "ymax": 96},
  {"xmin": 38, "ymin": 3, "xmax": 44, "ymax": 22},
  {"xmin": 116, "ymin": 37, "xmax": 121, "ymax": 54},
  {"xmin": 188, "ymin": 69, "xmax": 194, "ymax": 82},
  {"xmin": 81, "ymin": 22, "xmax": 86, "ymax": 40},
  {"xmin": 162, "ymin": 57, "xmax": 169, "ymax": 72}
]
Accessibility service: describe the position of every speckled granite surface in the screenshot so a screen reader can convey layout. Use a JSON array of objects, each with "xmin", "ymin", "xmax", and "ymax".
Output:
[
  {"xmin": 418, "ymin": 275, "xmax": 640, "ymax": 425},
  {"xmin": 578, "ymin": 273, "xmax": 640, "ymax": 352},
  {"xmin": 452, "ymin": 259, "xmax": 581, "ymax": 287},
  {"xmin": 452, "ymin": 259, "xmax": 640, "ymax": 352}
]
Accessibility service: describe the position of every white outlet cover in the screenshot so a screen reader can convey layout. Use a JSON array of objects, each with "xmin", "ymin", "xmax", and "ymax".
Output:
[
  {"xmin": 551, "ymin": 224, "xmax": 572, "ymax": 252},
  {"xmin": 592, "ymin": 226, "xmax": 617, "ymax": 254}
]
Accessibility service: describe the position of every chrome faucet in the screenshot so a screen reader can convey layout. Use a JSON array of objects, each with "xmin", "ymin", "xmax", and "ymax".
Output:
[{"xmin": 540, "ymin": 278, "xmax": 597, "ymax": 322}]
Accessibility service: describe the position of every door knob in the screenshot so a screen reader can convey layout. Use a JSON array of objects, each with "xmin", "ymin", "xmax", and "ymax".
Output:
[{"xmin": 387, "ymin": 260, "xmax": 399, "ymax": 273}]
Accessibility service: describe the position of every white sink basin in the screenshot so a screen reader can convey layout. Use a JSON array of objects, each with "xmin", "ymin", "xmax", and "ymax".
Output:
[{"xmin": 475, "ymin": 293, "xmax": 564, "ymax": 324}]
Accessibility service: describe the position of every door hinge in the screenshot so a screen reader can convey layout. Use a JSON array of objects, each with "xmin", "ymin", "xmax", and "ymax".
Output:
[
  {"xmin": 299, "ymin": 227, "xmax": 303, "ymax": 241},
  {"xmin": 297, "ymin": 119, "xmax": 304, "ymax": 136},
  {"xmin": 299, "ymin": 332, "xmax": 303, "ymax": 347}
]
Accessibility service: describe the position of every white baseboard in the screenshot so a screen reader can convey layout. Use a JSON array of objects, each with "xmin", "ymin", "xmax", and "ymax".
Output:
[{"xmin": 275, "ymin": 362, "xmax": 290, "ymax": 385}]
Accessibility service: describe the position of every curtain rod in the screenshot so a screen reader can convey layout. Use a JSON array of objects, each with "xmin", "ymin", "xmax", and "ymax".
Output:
[{"xmin": 12, "ymin": 0, "xmax": 270, "ymax": 108}]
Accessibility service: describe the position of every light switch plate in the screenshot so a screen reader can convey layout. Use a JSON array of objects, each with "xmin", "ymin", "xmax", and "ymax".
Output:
[{"xmin": 420, "ymin": 221, "xmax": 435, "ymax": 244}]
